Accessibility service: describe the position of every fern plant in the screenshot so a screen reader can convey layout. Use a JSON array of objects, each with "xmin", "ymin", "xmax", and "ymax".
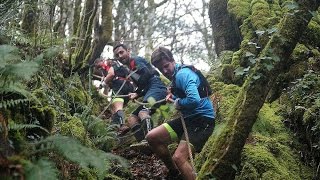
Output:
[
  {"xmin": 31, "ymin": 135, "xmax": 127, "ymax": 179},
  {"xmin": 0, "ymin": 44, "xmax": 41, "ymax": 109}
]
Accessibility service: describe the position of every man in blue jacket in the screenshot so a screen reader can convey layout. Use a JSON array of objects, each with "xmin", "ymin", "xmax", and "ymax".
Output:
[
  {"xmin": 148, "ymin": 47, "xmax": 215, "ymax": 180},
  {"xmin": 113, "ymin": 43, "xmax": 167, "ymax": 142}
]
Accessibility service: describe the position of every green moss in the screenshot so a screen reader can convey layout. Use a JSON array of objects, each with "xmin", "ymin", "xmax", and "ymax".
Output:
[
  {"xmin": 253, "ymin": 103, "xmax": 285, "ymax": 137},
  {"xmin": 219, "ymin": 50, "xmax": 234, "ymax": 64},
  {"xmin": 30, "ymin": 105, "xmax": 56, "ymax": 133},
  {"xmin": 57, "ymin": 116, "xmax": 93, "ymax": 146},
  {"xmin": 291, "ymin": 43, "xmax": 310, "ymax": 61},
  {"xmin": 221, "ymin": 64, "xmax": 235, "ymax": 84},
  {"xmin": 78, "ymin": 168, "xmax": 97, "ymax": 180},
  {"xmin": 227, "ymin": 0, "xmax": 251, "ymax": 23},
  {"xmin": 212, "ymin": 82, "xmax": 240, "ymax": 119},
  {"xmin": 240, "ymin": 145, "xmax": 293, "ymax": 179},
  {"xmin": 66, "ymin": 86, "xmax": 88, "ymax": 105},
  {"xmin": 231, "ymin": 49, "xmax": 242, "ymax": 67},
  {"xmin": 250, "ymin": 0, "xmax": 272, "ymax": 30},
  {"xmin": 302, "ymin": 19, "xmax": 320, "ymax": 47},
  {"xmin": 237, "ymin": 102, "xmax": 313, "ymax": 179},
  {"xmin": 285, "ymin": 61, "xmax": 307, "ymax": 80},
  {"xmin": 240, "ymin": 19, "xmax": 256, "ymax": 41},
  {"xmin": 237, "ymin": 162, "xmax": 259, "ymax": 180}
]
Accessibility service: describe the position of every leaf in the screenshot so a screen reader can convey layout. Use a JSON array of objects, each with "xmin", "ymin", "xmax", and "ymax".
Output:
[
  {"xmin": 8, "ymin": 121, "xmax": 49, "ymax": 134},
  {"xmin": 38, "ymin": 135, "xmax": 128, "ymax": 179},
  {"xmin": 249, "ymin": 57, "xmax": 256, "ymax": 64},
  {"xmin": 283, "ymin": 1, "xmax": 299, "ymax": 10},
  {"xmin": 255, "ymin": 30, "xmax": 265, "ymax": 36},
  {"xmin": 309, "ymin": 10, "xmax": 317, "ymax": 17},
  {"xmin": 247, "ymin": 42, "xmax": 257, "ymax": 46},
  {"xmin": 271, "ymin": 54, "xmax": 280, "ymax": 62},
  {"xmin": 234, "ymin": 67, "xmax": 245, "ymax": 76},
  {"xmin": 264, "ymin": 63, "xmax": 274, "ymax": 71},
  {"xmin": 252, "ymin": 75, "xmax": 261, "ymax": 80},
  {"xmin": 243, "ymin": 67, "xmax": 250, "ymax": 72},
  {"xmin": 0, "ymin": 45, "xmax": 20, "ymax": 67},
  {"xmin": 266, "ymin": 27, "xmax": 278, "ymax": 34},
  {"xmin": 245, "ymin": 52, "xmax": 255, "ymax": 57},
  {"xmin": 6, "ymin": 61, "xmax": 39, "ymax": 80},
  {"xmin": 231, "ymin": 164, "xmax": 238, "ymax": 171},
  {"xmin": 25, "ymin": 159, "xmax": 58, "ymax": 180}
]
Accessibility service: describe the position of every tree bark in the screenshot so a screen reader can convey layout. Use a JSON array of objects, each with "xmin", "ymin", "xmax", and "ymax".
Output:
[
  {"xmin": 73, "ymin": 0, "xmax": 82, "ymax": 36},
  {"xmin": 73, "ymin": 0, "xmax": 97, "ymax": 73},
  {"xmin": 208, "ymin": 0, "xmax": 241, "ymax": 56},
  {"xmin": 21, "ymin": 0, "xmax": 37, "ymax": 36},
  {"xmin": 88, "ymin": 0, "xmax": 113, "ymax": 65},
  {"xmin": 198, "ymin": 1, "xmax": 320, "ymax": 179}
]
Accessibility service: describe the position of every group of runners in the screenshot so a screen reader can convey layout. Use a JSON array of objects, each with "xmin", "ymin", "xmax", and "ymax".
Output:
[{"xmin": 93, "ymin": 43, "xmax": 215, "ymax": 180}]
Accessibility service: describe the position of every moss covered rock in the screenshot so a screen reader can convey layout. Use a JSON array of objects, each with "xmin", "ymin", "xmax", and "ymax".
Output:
[
  {"xmin": 237, "ymin": 103, "xmax": 313, "ymax": 179},
  {"xmin": 57, "ymin": 115, "xmax": 93, "ymax": 147}
]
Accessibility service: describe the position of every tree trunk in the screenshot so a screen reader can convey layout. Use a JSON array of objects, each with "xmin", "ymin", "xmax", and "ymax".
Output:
[
  {"xmin": 208, "ymin": 0, "xmax": 241, "ymax": 56},
  {"xmin": 88, "ymin": 0, "xmax": 113, "ymax": 65},
  {"xmin": 72, "ymin": 0, "xmax": 97, "ymax": 73},
  {"xmin": 198, "ymin": 1, "xmax": 320, "ymax": 179},
  {"xmin": 73, "ymin": 0, "xmax": 82, "ymax": 36},
  {"xmin": 21, "ymin": 0, "xmax": 37, "ymax": 36}
]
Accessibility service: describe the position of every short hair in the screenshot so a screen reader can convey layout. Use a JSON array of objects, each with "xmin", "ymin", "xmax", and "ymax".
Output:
[
  {"xmin": 151, "ymin": 47, "xmax": 174, "ymax": 66},
  {"xmin": 113, "ymin": 43, "xmax": 128, "ymax": 51},
  {"xmin": 94, "ymin": 57, "xmax": 104, "ymax": 66}
]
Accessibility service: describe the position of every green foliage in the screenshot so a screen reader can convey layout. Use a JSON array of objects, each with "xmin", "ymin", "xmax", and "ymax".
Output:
[
  {"xmin": 0, "ymin": 45, "xmax": 41, "ymax": 80},
  {"xmin": 281, "ymin": 70, "xmax": 320, "ymax": 175},
  {"xmin": 35, "ymin": 135, "xmax": 127, "ymax": 180},
  {"xmin": 8, "ymin": 121, "xmax": 49, "ymax": 134},
  {"xmin": 86, "ymin": 115, "xmax": 118, "ymax": 151},
  {"xmin": 24, "ymin": 158, "xmax": 59, "ymax": 180},
  {"xmin": 236, "ymin": 103, "xmax": 313, "ymax": 180},
  {"xmin": 0, "ymin": 45, "xmax": 42, "ymax": 109}
]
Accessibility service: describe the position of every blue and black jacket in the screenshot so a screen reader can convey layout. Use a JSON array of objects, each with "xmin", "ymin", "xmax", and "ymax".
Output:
[
  {"xmin": 128, "ymin": 56, "xmax": 162, "ymax": 96},
  {"xmin": 171, "ymin": 64, "xmax": 215, "ymax": 119}
]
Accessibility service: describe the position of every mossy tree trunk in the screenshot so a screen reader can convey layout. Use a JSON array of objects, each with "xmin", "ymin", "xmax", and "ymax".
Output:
[
  {"xmin": 21, "ymin": 0, "xmax": 37, "ymax": 36},
  {"xmin": 72, "ymin": 0, "xmax": 98, "ymax": 73},
  {"xmin": 208, "ymin": 0, "xmax": 241, "ymax": 55},
  {"xmin": 198, "ymin": 1, "xmax": 320, "ymax": 179},
  {"xmin": 67, "ymin": 0, "xmax": 82, "ymax": 69},
  {"xmin": 88, "ymin": 0, "xmax": 113, "ymax": 65},
  {"xmin": 73, "ymin": 0, "xmax": 82, "ymax": 37},
  {"xmin": 53, "ymin": 0, "xmax": 69, "ymax": 38}
]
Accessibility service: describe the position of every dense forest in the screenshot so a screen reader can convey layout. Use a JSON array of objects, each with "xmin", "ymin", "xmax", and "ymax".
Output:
[{"xmin": 1, "ymin": 0, "xmax": 320, "ymax": 179}]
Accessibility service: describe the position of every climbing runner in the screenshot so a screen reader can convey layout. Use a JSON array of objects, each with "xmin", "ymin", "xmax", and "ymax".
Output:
[
  {"xmin": 93, "ymin": 58, "xmax": 135, "ymax": 134},
  {"xmin": 113, "ymin": 43, "xmax": 167, "ymax": 143},
  {"xmin": 148, "ymin": 47, "xmax": 216, "ymax": 180}
]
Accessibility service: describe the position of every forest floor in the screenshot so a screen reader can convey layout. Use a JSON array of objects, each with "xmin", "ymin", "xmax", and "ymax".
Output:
[{"xmin": 112, "ymin": 145, "xmax": 168, "ymax": 180}]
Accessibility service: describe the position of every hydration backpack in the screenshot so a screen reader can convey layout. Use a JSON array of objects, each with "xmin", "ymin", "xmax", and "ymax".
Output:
[{"xmin": 171, "ymin": 65, "xmax": 212, "ymax": 98}]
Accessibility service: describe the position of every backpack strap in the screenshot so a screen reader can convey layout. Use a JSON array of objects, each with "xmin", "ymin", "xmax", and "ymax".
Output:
[
  {"xmin": 171, "ymin": 65, "xmax": 212, "ymax": 98},
  {"xmin": 129, "ymin": 58, "xmax": 136, "ymax": 70}
]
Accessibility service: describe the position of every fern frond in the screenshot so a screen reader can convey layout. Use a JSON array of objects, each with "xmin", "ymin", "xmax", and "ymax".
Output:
[
  {"xmin": 24, "ymin": 158, "xmax": 58, "ymax": 180},
  {"xmin": 92, "ymin": 135, "xmax": 116, "ymax": 144},
  {"xmin": 0, "ymin": 98, "xmax": 29, "ymax": 109},
  {"xmin": 0, "ymin": 45, "xmax": 20, "ymax": 67},
  {"xmin": 8, "ymin": 121, "xmax": 49, "ymax": 134},
  {"xmin": 37, "ymin": 135, "xmax": 128, "ymax": 179},
  {"xmin": 2, "ymin": 61, "xmax": 39, "ymax": 80},
  {"xmin": 0, "ymin": 82, "xmax": 32, "ymax": 96}
]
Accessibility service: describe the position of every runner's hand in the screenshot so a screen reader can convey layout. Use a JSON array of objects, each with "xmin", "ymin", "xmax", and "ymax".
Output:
[
  {"xmin": 128, "ymin": 92, "xmax": 138, "ymax": 100},
  {"xmin": 166, "ymin": 93, "xmax": 174, "ymax": 103}
]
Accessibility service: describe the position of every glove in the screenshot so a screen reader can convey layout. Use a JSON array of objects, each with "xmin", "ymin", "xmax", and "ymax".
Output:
[{"xmin": 174, "ymin": 98, "xmax": 182, "ymax": 110}]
